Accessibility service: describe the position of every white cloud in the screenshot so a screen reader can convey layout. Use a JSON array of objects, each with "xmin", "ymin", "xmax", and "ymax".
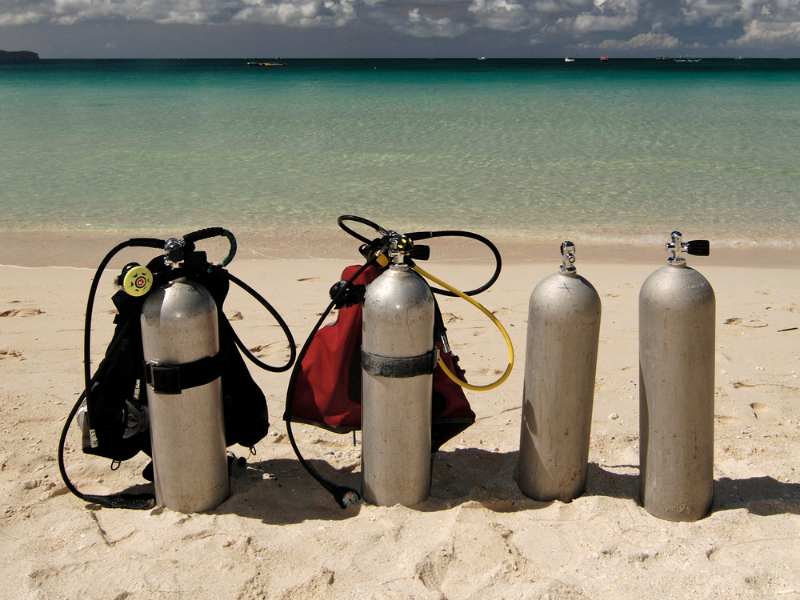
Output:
[
  {"xmin": 233, "ymin": 0, "xmax": 355, "ymax": 27},
  {"xmin": 0, "ymin": 10, "xmax": 43, "ymax": 25},
  {"xmin": 595, "ymin": 31, "xmax": 680, "ymax": 48},
  {"xmin": 555, "ymin": 0, "xmax": 639, "ymax": 33},
  {"xmin": 0, "ymin": 0, "xmax": 356, "ymax": 27},
  {"xmin": 732, "ymin": 19, "xmax": 800, "ymax": 45},
  {"xmin": 468, "ymin": 0, "xmax": 532, "ymax": 31},
  {"xmin": 394, "ymin": 7, "xmax": 468, "ymax": 37}
]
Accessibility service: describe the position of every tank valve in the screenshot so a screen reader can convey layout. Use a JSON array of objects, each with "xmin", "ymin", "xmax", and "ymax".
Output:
[
  {"xmin": 164, "ymin": 237, "xmax": 187, "ymax": 265},
  {"xmin": 560, "ymin": 241, "xmax": 577, "ymax": 274},
  {"xmin": 666, "ymin": 231, "xmax": 711, "ymax": 265}
]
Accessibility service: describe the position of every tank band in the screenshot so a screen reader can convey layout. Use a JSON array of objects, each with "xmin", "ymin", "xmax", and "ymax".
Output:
[
  {"xmin": 145, "ymin": 353, "xmax": 222, "ymax": 394},
  {"xmin": 361, "ymin": 349, "xmax": 436, "ymax": 378}
]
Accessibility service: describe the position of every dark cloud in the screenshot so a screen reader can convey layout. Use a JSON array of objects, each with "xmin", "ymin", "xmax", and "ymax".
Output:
[{"xmin": 1, "ymin": 0, "xmax": 799, "ymax": 55}]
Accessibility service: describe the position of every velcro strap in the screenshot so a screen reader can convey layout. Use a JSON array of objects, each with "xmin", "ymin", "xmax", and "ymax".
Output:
[
  {"xmin": 361, "ymin": 349, "xmax": 436, "ymax": 378},
  {"xmin": 145, "ymin": 353, "xmax": 222, "ymax": 394}
]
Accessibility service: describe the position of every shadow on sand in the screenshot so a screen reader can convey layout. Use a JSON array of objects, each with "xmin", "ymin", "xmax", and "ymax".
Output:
[{"xmin": 123, "ymin": 448, "xmax": 799, "ymax": 522}]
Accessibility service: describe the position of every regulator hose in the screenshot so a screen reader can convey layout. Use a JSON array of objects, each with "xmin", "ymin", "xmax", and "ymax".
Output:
[
  {"xmin": 227, "ymin": 272, "xmax": 296, "ymax": 373},
  {"xmin": 338, "ymin": 215, "xmax": 502, "ymax": 298},
  {"xmin": 407, "ymin": 230, "xmax": 502, "ymax": 297},
  {"xmin": 411, "ymin": 263, "xmax": 514, "ymax": 392}
]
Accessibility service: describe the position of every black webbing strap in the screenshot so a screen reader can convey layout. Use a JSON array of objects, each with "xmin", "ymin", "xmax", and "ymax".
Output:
[
  {"xmin": 144, "ymin": 353, "xmax": 222, "ymax": 394},
  {"xmin": 361, "ymin": 349, "xmax": 436, "ymax": 378}
]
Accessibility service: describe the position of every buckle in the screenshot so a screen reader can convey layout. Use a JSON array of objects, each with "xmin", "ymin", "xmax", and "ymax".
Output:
[{"xmin": 146, "ymin": 363, "xmax": 182, "ymax": 394}]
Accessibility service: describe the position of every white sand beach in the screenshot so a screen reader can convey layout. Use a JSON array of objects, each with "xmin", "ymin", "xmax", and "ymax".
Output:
[{"xmin": 1, "ymin": 243, "xmax": 799, "ymax": 599}]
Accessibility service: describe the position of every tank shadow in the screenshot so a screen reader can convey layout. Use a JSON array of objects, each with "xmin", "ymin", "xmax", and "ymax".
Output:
[
  {"xmin": 209, "ymin": 451, "xmax": 800, "ymax": 521},
  {"xmin": 213, "ymin": 457, "xmax": 362, "ymax": 524},
  {"xmin": 420, "ymin": 453, "xmax": 640, "ymax": 512},
  {"xmin": 583, "ymin": 463, "xmax": 639, "ymax": 500},
  {"xmin": 713, "ymin": 476, "xmax": 800, "ymax": 516},
  {"xmin": 419, "ymin": 448, "xmax": 550, "ymax": 512}
]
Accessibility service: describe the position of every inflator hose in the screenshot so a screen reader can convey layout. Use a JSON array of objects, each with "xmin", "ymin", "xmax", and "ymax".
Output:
[{"xmin": 411, "ymin": 264, "xmax": 515, "ymax": 392}]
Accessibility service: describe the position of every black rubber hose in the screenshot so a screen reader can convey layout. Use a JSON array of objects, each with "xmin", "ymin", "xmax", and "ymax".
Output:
[
  {"xmin": 337, "ymin": 215, "xmax": 387, "ymax": 245},
  {"xmin": 226, "ymin": 272, "xmax": 297, "ymax": 373},
  {"xmin": 61, "ymin": 237, "xmax": 164, "ymax": 510},
  {"xmin": 82, "ymin": 238, "xmax": 164, "ymax": 394},
  {"xmin": 184, "ymin": 227, "xmax": 237, "ymax": 266},
  {"xmin": 407, "ymin": 230, "xmax": 502, "ymax": 297},
  {"xmin": 337, "ymin": 216, "xmax": 501, "ymax": 297},
  {"xmin": 283, "ymin": 258, "xmax": 378, "ymax": 508}
]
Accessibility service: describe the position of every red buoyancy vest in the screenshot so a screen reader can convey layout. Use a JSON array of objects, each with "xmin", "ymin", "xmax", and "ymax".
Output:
[{"xmin": 287, "ymin": 264, "xmax": 475, "ymax": 451}]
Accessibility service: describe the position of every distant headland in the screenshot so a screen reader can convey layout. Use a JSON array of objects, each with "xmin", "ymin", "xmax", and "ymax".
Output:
[{"xmin": 0, "ymin": 50, "xmax": 40, "ymax": 64}]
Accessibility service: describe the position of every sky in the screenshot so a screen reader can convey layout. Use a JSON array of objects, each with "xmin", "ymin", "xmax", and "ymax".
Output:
[{"xmin": 1, "ymin": 0, "xmax": 800, "ymax": 58}]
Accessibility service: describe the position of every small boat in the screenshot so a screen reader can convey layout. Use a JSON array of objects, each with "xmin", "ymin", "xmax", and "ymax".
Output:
[
  {"xmin": 564, "ymin": 57, "xmax": 575, "ymax": 63},
  {"xmin": 477, "ymin": 56, "xmax": 487, "ymax": 61},
  {"xmin": 673, "ymin": 58, "xmax": 701, "ymax": 63},
  {"xmin": 247, "ymin": 61, "xmax": 286, "ymax": 68},
  {"xmin": 599, "ymin": 55, "xmax": 609, "ymax": 62}
]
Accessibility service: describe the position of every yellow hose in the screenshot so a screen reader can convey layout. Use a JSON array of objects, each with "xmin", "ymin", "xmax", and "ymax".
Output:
[{"xmin": 411, "ymin": 264, "xmax": 514, "ymax": 392}]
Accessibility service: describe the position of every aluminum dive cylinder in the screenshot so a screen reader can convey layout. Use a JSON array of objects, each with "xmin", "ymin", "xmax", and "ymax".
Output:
[
  {"xmin": 361, "ymin": 240, "xmax": 435, "ymax": 506},
  {"xmin": 517, "ymin": 242, "xmax": 601, "ymax": 501},
  {"xmin": 140, "ymin": 276, "xmax": 229, "ymax": 513},
  {"xmin": 639, "ymin": 231, "xmax": 714, "ymax": 522}
]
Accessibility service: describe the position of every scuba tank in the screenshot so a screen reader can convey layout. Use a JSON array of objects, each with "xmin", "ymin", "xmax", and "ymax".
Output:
[
  {"xmin": 639, "ymin": 231, "xmax": 714, "ymax": 521},
  {"xmin": 58, "ymin": 228, "xmax": 296, "ymax": 511},
  {"xmin": 361, "ymin": 237, "xmax": 435, "ymax": 506},
  {"xmin": 285, "ymin": 216, "xmax": 515, "ymax": 507},
  {"xmin": 141, "ymin": 275, "xmax": 227, "ymax": 513},
  {"xmin": 517, "ymin": 242, "xmax": 601, "ymax": 502}
]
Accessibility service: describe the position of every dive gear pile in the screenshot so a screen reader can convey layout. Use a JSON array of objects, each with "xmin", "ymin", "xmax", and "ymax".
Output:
[
  {"xmin": 285, "ymin": 216, "xmax": 514, "ymax": 507},
  {"xmin": 56, "ymin": 219, "xmax": 719, "ymax": 523},
  {"xmin": 58, "ymin": 228, "xmax": 295, "ymax": 510}
]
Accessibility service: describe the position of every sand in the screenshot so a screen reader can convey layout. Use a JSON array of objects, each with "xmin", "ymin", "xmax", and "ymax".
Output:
[{"xmin": 1, "ymin": 239, "xmax": 799, "ymax": 599}]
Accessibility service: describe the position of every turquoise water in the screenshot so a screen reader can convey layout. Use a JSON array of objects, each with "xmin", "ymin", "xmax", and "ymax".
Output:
[{"xmin": 1, "ymin": 59, "xmax": 799, "ymax": 246}]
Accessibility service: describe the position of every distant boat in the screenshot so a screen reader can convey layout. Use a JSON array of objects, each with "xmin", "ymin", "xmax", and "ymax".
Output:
[
  {"xmin": 247, "ymin": 61, "xmax": 286, "ymax": 68},
  {"xmin": 673, "ymin": 58, "xmax": 701, "ymax": 63},
  {"xmin": 477, "ymin": 56, "xmax": 487, "ymax": 61},
  {"xmin": 599, "ymin": 55, "xmax": 609, "ymax": 62},
  {"xmin": 564, "ymin": 57, "xmax": 575, "ymax": 63}
]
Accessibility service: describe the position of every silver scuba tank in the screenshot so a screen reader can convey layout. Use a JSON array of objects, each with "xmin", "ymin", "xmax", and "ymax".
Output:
[
  {"xmin": 140, "ymin": 269, "xmax": 229, "ymax": 513},
  {"xmin": 517, "ymin": 242, "xmax": 601, "ymax": 501},
  {"xmin": 361, "ymin": 237, "xmax": 435, "ymax": 506},
  {"xmin": 639, "ymin": 231, "xmax": 714, "ymax": 521}
]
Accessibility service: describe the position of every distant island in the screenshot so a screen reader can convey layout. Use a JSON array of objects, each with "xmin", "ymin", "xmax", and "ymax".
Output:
[{"xmin": 0, "ymin": 50, "xmax": 40, "ymax": 64}]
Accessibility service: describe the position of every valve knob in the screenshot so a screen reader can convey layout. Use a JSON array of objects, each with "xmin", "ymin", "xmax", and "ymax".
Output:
[
  {"xmin": 686, "ymin": 240, "xmax": 710, "ymax": 256},
  {"xmin": 411, "ymin": 245, "xmax": 430, "ymax": 261}
]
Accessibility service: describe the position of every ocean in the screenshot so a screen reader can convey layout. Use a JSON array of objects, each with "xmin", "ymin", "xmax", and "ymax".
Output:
[{"xmin": 1, "ymin": 58, "xmax": 798, "ymax": 248}]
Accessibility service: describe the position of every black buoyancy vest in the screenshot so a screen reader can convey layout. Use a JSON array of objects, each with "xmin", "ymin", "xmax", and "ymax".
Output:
[{"xmin": 83, "ymin": 256, "xmax": 269, "ymax": 462}]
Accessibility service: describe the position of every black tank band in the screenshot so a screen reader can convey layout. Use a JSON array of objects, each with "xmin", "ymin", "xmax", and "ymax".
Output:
[
  {"xmin": 145, "ymin": 353, "xmax": 222, "ymax": 394},
  {"xmin": 361, "ymin": 349, "xmax": 436, "ymax": 378}
]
